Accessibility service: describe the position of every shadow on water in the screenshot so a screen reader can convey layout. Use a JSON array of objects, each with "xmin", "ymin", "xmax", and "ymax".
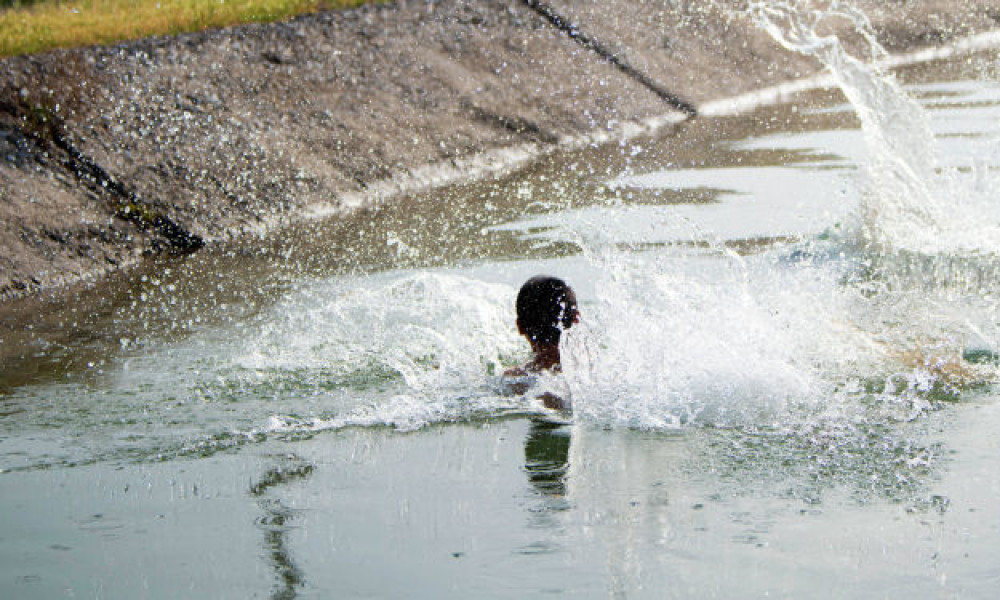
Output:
[{"xmin": 249, "ymin": 454, "xmax": 316, "ymax": 600}]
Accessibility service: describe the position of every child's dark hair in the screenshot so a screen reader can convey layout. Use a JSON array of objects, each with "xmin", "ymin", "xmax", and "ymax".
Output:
[{"xmin": 516, "ymin": 276, "xmax": 579, "ymax": 345}]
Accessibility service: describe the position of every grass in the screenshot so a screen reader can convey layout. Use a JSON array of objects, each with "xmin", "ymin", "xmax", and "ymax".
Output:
[{"xmin": 0, "ymin": 0, "xmax": 380, "ymax": 57}]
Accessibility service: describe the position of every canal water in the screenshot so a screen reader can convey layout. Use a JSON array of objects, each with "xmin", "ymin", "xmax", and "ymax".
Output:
[{"xmin": 3, "ymin": 27, "xmax": 1000, "ymax": 600}]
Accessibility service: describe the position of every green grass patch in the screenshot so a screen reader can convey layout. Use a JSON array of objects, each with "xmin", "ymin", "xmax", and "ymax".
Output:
[{"xmin": 0, "ymin": 0, "xmax": 380, "ymax": 57}]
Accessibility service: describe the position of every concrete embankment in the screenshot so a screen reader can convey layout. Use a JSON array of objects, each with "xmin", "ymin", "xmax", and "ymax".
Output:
[{"xmin": 2, "ymin": 0, "xmax": 999, "ymax": 299}]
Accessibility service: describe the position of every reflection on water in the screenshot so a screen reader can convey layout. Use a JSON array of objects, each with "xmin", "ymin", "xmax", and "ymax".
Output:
[{"xmin": 523, "ymin": 419, "xmax": 572, "ymax": 504}]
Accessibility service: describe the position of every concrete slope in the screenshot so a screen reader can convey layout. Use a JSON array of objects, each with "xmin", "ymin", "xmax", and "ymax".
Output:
[{"xmin": 1, "ymin": 0, "xmax": 999, "ymax": 299}]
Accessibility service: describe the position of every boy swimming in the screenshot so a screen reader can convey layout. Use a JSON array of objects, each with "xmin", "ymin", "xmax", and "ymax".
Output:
[{"xmin": 503, "ymin": 275, "xmax": 579, "ymax": 409}]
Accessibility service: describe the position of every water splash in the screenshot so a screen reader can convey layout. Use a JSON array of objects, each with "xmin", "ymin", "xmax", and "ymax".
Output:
[
  {"xmin": 542, "ymin": 0, "xmax": 1000, "ymax": 430},
  {"xmin": 241, "ymin": 273, "xmax": 517, "ymax": 385},
  {"xmin": 234, "ymin": 271, "xmax": 537, "ymax": 431},
  {"xmin": 748, "ymin": 0, "xmax": 1000, "ymax": 255},
  {"xmin": 560, "ymin": 241, "xmax": 886, "ymax": 430}
]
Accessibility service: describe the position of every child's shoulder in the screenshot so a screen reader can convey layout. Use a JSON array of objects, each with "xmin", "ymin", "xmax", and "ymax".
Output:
[
  {"xmin": 503, "ymin": 365, "xmax": 529, "ymax": 378},
  {"xmin": 501, "ymin": 366, "xmax": 536, "ymax": 396}
]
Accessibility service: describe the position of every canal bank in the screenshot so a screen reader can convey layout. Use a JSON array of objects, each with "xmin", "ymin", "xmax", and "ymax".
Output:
[{"xmin": 2, "ymin": 0, "xmax": 1000, "ymax": 299}]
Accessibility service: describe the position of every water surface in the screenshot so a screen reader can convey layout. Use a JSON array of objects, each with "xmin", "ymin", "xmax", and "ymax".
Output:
[{"xmin": 3, "ymin": 46, "xmax": 1000, "ymax": 598}]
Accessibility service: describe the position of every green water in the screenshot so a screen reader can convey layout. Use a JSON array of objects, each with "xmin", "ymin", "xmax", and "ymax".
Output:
[{"xmin": 3, "ymin": 55, "xmax": 1000, "ymax": 598}]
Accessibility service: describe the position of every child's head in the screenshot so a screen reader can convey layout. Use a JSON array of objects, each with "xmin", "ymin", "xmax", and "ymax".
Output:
[{"xmin": 516, "ymin": 276, "xmax": 579, "ymax": 347}]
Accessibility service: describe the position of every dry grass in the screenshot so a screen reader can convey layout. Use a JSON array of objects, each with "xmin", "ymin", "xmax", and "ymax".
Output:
[{"xmin": 0, "ymin": 0, "xmax": 379, "ymax": 57}]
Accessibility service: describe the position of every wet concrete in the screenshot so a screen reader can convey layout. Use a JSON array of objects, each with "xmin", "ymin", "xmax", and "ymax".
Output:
[{"xmin": 1, "ymin": 0, "xmax": 999, "ymax": 299}]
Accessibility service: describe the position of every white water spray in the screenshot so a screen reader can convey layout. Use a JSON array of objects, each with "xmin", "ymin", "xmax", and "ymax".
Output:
[
  {"xmin": 543, "ymin": 1, "xmax": 1000, "ymax": 429},
  {"xmin": 748, "ymin": 0, "xmax": 1000, "ymax": 254}
]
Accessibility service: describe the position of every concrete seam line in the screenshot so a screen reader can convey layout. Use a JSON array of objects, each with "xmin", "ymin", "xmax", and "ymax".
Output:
[
  {"xmin": 0, "ymin": 97, "xmax": 204, "ymax": 253},
  {"xmin": 53, "ymin": 134, "xmax": 205, "ymax": 253},
  {"xmin": 522, "ymin": 0, "xmax": 698, "ymax": 117}
]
